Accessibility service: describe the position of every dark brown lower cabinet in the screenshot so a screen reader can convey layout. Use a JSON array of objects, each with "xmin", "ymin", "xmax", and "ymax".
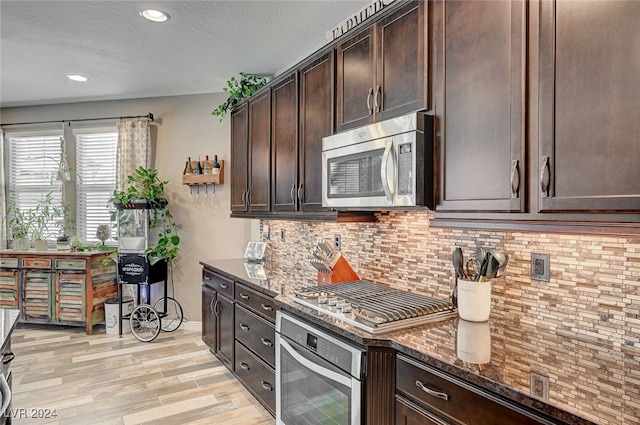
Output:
[
  {"xmin": 235, "ymin": 340, "xmax": 276, "ymax": 415},
  {"xmin": 396, "ymin": 354, "xmax": 556, "ymax": 425}
]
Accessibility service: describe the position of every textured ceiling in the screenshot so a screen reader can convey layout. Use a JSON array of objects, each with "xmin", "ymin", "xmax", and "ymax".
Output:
[{"xmin": 0, "ymin": 0, "xmax": 371, "ymax": 108}]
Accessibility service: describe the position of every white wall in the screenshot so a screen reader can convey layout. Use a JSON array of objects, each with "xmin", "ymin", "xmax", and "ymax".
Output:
[{"xmin": 1, "ymin": 93, "xmax": 260, "ymax": 322}]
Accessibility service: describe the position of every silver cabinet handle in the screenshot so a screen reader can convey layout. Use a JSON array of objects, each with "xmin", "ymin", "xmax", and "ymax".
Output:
[
  {"xmin": 540, "ymin": 156, "xmax": 550, "ymax": 197},
  {"xmin": 510, "ymin": 160, "xmax": 520, "ymax": 198},
  {"xmin": 203, "ymin": 275, "xmax": 212, "ymax": 281},
  {"xmin": 366, "ymin": 87, "xmax": 374, "ymax": 115},
  {"xmin": 261, "ymin": 303, "xmax": 274, "ymax": 312},
  {"xmin": 261, "ymin": 338, "xmax": 273, "ymax": 347},
  {"xmin": 241, "ymin": 189, "xmax": 246, "ymax": 207},
  {"xmin": 261, "ymin": 381, "xmax": 273, "ymax": 391},
  {"xmin": 220, "ymin": 283, "xmax": 228, "ymax": 289},
  {"xmin": 240, "ymin": 362, "xmax": 250, "ymax": 371},
  {"xmin": 290, "ymin": 184, "xmax": 296, "ymax": 204},
  {"xmin": 209, "ymin": 299, "xmax": 215, "ymax": 315},
  {"xmin": 416, "ymin": 380, "xmax": 449, "ymax": 401},
  {"xmin": 247, "ymin": 189, "xmax": 251, "ymax": 206},
  {"xmin": 297, "ymin": 184, "xmax": 304, "ymax": 203},
  {"xmin": 239, "ymin": 293, "xmax": 250, "ymax": 300},
  {"xmin": 239, "ymin": 323, "xmax": 250, "ymax": 331},
  {"xmin": 374, "ymin": 85, "xmax": 381, "ymax": 113}
]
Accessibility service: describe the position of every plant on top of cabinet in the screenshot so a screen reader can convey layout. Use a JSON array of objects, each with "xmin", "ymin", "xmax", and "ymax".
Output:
[
  {"xmin": 109, "ymin": 166, "xmax": 181, "ymax": 263},
  {"xmin": 212, "ymin": 72, "xmax": 269, "ymax": 121}
]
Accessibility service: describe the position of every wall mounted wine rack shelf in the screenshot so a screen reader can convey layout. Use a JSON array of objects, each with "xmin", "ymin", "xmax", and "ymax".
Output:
[{"xmin": 182, "ymin": 160, "xmax": 224, "ymax": 185}]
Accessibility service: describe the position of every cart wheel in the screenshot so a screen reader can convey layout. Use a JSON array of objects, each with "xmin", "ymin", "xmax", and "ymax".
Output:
[
  {"xmin": 153, "ymin": 296, "xmax": 184, "ymax": 332},
  {"xmin": 129, "ymin": 304, "xmax": 161, "ymax": 342}
]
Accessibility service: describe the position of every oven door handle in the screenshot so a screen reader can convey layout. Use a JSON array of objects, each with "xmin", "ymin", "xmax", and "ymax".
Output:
[
  {"xmin": 0, "ymin": 373, "xmax": 11, "ymax": 417},
  {"xmin": 278, "ymin": 336, "xmax": 353, "ymax": 387}
]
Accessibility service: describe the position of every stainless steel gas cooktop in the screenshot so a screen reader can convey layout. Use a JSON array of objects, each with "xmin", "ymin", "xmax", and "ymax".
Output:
[{"xmin": 291, "ymin": 280, "xmax": 456, "ymax": 334}]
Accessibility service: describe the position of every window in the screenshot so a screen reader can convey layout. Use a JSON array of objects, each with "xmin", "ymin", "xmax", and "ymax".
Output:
[
  {"xmin": 7, "ymin": 132, "xmax": 63, "ymax": 240},
  {"xmin": 74, "ymin": 128, "xmax": 117, "ymax": 244},
  {"xmin": 5, "ymin": 127, "xmax": 117, "ymax": 244}
]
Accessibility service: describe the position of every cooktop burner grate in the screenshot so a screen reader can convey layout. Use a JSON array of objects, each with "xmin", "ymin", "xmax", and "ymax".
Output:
[{"xmin": 292, "ymin": 280, "xmax": 456, "ymax": 334}]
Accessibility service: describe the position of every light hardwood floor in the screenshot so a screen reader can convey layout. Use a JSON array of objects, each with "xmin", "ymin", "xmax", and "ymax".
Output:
[{"xmin": 9, "ymin": 324, "xmax": 275, "ymax": 425}]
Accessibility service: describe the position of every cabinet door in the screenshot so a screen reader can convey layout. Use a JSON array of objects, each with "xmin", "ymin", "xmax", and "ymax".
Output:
[
  {"xmin": 56, "ymin": 272, "xmax": 85, "ymax": 322},
  {"xmin": 538, "ymin": 0, "xmax": 640, "ymax": 212},
  {"xmin": 336, "ymin": 26, "xmax": 376, "ymax": 131},
  {"xmin": 230, "ymin": 104, "xmax": 249, "ymax": 212},
  {"xmin": 248, "ymin": 90, "xmax": 272, "ymax": 211},
  {"xmin": 271, "ymin": 74, "xmax": 299, "ymax": 212},
  {"xmin": 435, "ymin": 0, "xmax": 526, "ymax": 212},
  {"xmin": 299, "ymin": 52, "xmax": 335, "ymax": 211},
  {"xmin": 22, "ymin": 271, "xmax": 53, "ymax": 320},
  {"xmin": 202, "ymin": 285, "xmax": 217, "ymax": 351},
  {"xmin": 217, "ymin": 293, "xmax": 235, "ymax": 370},
  {"xmin": 0, "ymin": 271, "xmax": 19, "ymax": 309},
  {"xmin": 376, "ymin": 0, "xmax": 427, "ymax": 122}
]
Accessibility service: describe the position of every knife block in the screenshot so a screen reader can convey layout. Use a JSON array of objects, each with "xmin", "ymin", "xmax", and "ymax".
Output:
[{"xmin": 317, "ymin": 254, "xmax": 359, "ymax": 285}]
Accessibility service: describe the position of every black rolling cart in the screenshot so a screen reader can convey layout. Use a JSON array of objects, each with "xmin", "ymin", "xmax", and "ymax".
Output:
[{"xmin": 115, "ymin": 201, "xmax": 183, "ymax": 342}]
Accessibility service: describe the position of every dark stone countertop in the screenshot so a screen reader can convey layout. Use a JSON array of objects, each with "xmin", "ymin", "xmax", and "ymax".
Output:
[{"xmin": 200, "ymin": 258, "xmax": 606, "ymax": 425}]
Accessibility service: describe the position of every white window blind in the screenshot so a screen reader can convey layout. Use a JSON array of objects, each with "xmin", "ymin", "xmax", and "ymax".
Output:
[
  {"xmin": 7, "ymin": 133, "xmax": 63, "ymax": 240},
  {"xmin": 75, "ymin": 130, "xmax": 117, "ymax": 244}
]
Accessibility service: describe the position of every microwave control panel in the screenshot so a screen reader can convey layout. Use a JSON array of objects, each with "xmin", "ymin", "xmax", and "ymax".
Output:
[{"xmin": 397, "ymin": 142, "xmax": 413, "ymax": 195}]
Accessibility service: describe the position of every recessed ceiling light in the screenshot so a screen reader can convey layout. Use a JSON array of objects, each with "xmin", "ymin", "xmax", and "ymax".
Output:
[
  {"xmin": 67, "ymin": 74, "xmax": 89, "ymax": 82},
  {"xmin": 140, "ymin": 9, "xmax": 170, "ymax": 23}
]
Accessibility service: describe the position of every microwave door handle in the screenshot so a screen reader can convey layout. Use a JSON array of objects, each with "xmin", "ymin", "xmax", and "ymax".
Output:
[
  {"xmin": 278, "ymin": 336, "xmax": 352, "ymax": 387},
  {"xmin": 380, "ymin": 140, "xmax": 395, "ymax": 203}
]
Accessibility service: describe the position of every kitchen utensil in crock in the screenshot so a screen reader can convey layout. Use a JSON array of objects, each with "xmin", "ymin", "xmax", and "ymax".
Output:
[{"xmin": 452, "ymin": 247, "xmax": 466, "ymax": 280}]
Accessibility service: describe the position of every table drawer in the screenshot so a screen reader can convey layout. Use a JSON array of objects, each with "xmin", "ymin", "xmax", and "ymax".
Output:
[
  {"xmin": 235, "ymin": 340, "xmax": 275, "ymax": 415},
  {"xmin": 55, "ymin": 259, "xmax": 86, "ymax": 270},
  {"xmin": 22, "ymin": 258, "xmax": 52, "ymax": 269},
  {"xmin": 0, "ymin": 258, "xmax": 19, "ymax": 268},
  {"xmin": 396, "ymin": 354, "xmax": 543, "ymax": 425},
  {"xmin": 202, "ymin": 268, "xmax": 233, "ymax": 297},
  {"xmin": 235, "ymin": 282, "xmax": 277, "ymax": 322},
  {"xmin": 235, "ymin": 305, "xmax": 275, "ymax": 367}
]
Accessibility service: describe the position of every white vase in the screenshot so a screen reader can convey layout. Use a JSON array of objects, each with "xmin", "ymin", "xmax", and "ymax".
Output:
[
  {"xmin": 13, "ymin": 238, "xmax": 29, "ymax": 251},
  {"xmin": 34, "ymin": 239, "xmax": 49, "ymax": 251}
]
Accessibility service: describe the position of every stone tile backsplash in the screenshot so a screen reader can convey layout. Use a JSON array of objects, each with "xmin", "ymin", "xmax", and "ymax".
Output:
[{"xmin": 262, "ymin": 210, "xmax": 640, "ymax": 425}]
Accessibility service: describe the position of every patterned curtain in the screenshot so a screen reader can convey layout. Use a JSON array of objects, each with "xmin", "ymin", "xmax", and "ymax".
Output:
[{"xmin": 116, "ymin": 118, "xmax": 151, "ymax": 191}]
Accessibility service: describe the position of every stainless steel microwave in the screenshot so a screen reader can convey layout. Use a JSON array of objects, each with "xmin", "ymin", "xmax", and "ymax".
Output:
[{"xmin": 322, "ymin": 112, "xmax": 434, "ymax": 210}]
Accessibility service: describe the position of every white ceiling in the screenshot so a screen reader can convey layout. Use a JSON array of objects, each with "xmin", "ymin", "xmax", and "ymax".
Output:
[{"xmin": 0, "ymin": 0, "xmax": 371, "ymax": 108}]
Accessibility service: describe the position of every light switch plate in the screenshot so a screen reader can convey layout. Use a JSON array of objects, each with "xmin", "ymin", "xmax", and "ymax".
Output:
[{"xmin": 531, "ymin": 252, "xmax": 550, "ymax": 281}]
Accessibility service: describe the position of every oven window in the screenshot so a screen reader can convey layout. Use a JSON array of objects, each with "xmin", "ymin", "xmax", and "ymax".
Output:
[
  {"xmin": 327, "ymin": 148, "xmax": 385, "ymax": 198},
  {"xmin": 280, "ymin": 346, "xmax": 351, "ymax": 424}
]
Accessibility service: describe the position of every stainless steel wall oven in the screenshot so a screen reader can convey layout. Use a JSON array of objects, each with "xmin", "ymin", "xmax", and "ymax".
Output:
[{"xmin": 276, "ymin": 311, "xmax": 366, "ymax": 425}]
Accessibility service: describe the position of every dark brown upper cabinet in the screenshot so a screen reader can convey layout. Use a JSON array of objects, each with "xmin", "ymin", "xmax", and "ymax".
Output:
[
  {"xmin": 271, "ymin": 74, "xmax": 299, "ymax": 212},
  {"xmin": 336, "ymin": 0, "xmax": 427, "ymax": 132},
  {"xmin": 230, "ymin": 90, "xmax": 271, "ymax": 213},
  {"xmin": 537, "ymin": 0, "xmax": 640, "ymax": 213},
  {"xmin": 248, "ymin": 89, "xmax": 272, "ymax": 212},
  {"xmin": 434, "ymin": 0, "xmax": 526, "ymax": 213},
  {"xmin": 298, "ymin": 52, "xmax": 335, "ymax": 211},
  {"xmin": 230, "ymin": 104, "xmax": 249, "ymax": 213}
]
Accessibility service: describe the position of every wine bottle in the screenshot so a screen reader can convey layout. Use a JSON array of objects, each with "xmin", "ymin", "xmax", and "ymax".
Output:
[
  {"xmin": 195, "ymin": 155, "xmax": 203, "ymax": 174},
  {"xmin": 203, "ymin": 155, "xmax": 212, "ymax": 174},
  {"xmin": 184, "ymin": 157, "xmax": 193, "ymax": 175},
  {"xmin": 212, "ymin": 155, "xmax": 221, "ymax": 175}
]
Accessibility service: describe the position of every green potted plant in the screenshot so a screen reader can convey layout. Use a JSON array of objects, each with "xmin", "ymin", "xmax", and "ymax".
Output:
[
  {"xmin": 109, "ymin": 166, "xmax": 180, "ymax": 264},
  {"xmin": 5, "ymin": 193, "xmax": 65, "ymax": 251},
  {"xmin": 211, "ymin": 72, "xmax": 269, "ymax": 121}
]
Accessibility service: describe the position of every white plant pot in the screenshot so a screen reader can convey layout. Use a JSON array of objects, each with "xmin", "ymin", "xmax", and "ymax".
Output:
[
  {"xmin": 13, "ymin": 238, "xmax": 29, "ymax": 251},
  {"xmin": 34, "ymin": 239, "xmax": 49, "ymax": 251}
]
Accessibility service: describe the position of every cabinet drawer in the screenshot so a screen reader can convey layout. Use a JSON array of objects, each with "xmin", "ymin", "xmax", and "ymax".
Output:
[
  {"xmin": 0, "ymin": 258, "xmax": 19, "ymax": 268},
  {"xmin": 202, "ymin": 268, "xmax": 233, "ymax": 297},
  {"xmin": 235, "ymin": 282, "xmax": 277, "ymax": 322},
  {"xmin": 396, "ymin": 355, "xmax": 543, "ymax": 425},
  {"xmin": 235, "ymin": 340, "xmax": 275, "ymax": 415},
  {"xmin": 23, "ymin": 258, "xmax": 52, "ymax": 269},
  {"xmin": 235, "ymin": 305, "xmax": 275, "ymax": 367},
  {"xmin": 55, "ymin": 259, "xmax": 86, "ymax": 270}
]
